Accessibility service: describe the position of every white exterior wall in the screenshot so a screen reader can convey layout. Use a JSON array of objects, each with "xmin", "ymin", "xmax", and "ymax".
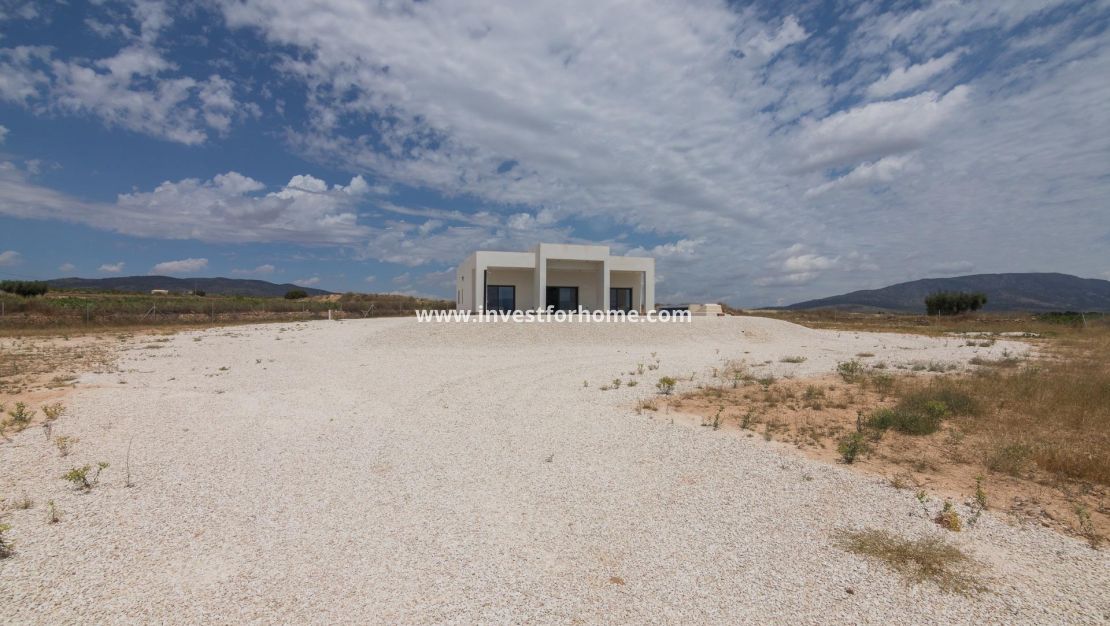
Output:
[
  {"xmin": 485, "ymin": 268, "xmax": 536, "ymax": 310},
  {"xmin": 455, "ymin": 243, "xmax": 656, "ymax": 313}
]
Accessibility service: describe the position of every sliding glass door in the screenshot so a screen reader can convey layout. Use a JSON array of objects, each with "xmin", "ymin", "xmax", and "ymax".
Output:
[
  {"xmin": 545, "ymin": 286, "xmax": 578, "ymax": 312},
  {"xmin": 610, "ymin": 287, "xmax": 633, "ymax": 312},
  {"xmin": 485, "ymin": 285, "xmax": 516, "ymax": 311}
]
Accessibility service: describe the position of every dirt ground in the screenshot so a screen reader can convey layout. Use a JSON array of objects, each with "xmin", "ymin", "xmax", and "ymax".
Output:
[{"xmin": 665, "ymin": 372, "xmax": 1109, "ymax": 543}]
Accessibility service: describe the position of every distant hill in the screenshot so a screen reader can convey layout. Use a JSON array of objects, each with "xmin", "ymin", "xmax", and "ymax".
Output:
[
  {"xmin": 783, "ymin": 273, "xmax": 1110, "ymax": 313},
  {"xmin": 46, "ymin": 276, "xmax": 332, "ymax": 297}
]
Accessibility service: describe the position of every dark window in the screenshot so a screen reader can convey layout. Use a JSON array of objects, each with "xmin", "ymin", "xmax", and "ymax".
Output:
[
  {"xmin": 545, "ymin": 286, "xmax": 579, "ymax": 312},
  {"xmin": 610, "ymin": 287, "xmax": 633, "ymax": 312},
  {"xmin": 485, "ymin": 285, "xmax": 516, "ymax": 311}
]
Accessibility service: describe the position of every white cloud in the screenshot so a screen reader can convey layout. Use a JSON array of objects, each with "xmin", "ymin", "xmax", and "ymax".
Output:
[
  {"xmin": 99, "ymin": 262, "xmax": 125, "ymax": 273},
  {"xmin": 231, "ymin": 264, "xmax": 276, "ymax": 276},
  {"xmin": 151, "ymin": 257, "xmax": 207, "ymax": 275},
  {"xmin": 794, "ymin": 87, "xmax": 969, "ymax": 171},
  {"xmin": 293, "ymin": 276, "xmax": 320, "ymax": 287},
  {"xmin": 58, "ymin": 262, "xmax": 76, "ymax": 273},
  {"xmin": 0, "ymin": 125, "xmax": 7, "ymax": 143},
  {"xmin": 0, "ymin": 2, "xmax": 245, "ymax": 144},
  {"xmin": 0, "ymin": 166, "xmax": 372, "ymax": 245},
  {"xmin": 805, "ymin": 155, "xmax": 918, "ymax": 197},
  {"xmin": 363, "ymin": 275, "xmax": 376, "ymax": 284},
  {"xmin": 867, "ymin": 50, "xmax": 963, "ymax": 98},
  {"xmin": 0, "ymin": 250, "xmax": 21, "ymax": 266}
]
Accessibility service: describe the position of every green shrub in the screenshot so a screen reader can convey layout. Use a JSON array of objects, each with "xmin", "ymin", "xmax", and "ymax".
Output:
[
  {"xmin": 656, "ymin": 376, "xmax": 677, "ymax": 395},
  {"xmin": 838, "ymin": 432, "xmax": 870, "ymax": 463},
  {"xmin": 284, "ymin": 289, "xmax": 308, "ymax": 300},
  {"xmin": 837, "ymin": 360, "xmax": 865, "ymax": 382},
  {"xmin": 866, "ymin": 407, "xmax": 943, "ymax": 435}
]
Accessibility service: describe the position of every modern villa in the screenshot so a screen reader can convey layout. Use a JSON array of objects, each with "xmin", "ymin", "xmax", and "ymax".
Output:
[{"xmin": 456, "ymin": 243, "xmax": 655, "ymax": 313}]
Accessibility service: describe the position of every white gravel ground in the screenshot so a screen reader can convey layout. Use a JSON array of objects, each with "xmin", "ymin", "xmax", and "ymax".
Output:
[{"xmin": 1, "ymin": 316, "xmax": 1107, "ymax": 624}]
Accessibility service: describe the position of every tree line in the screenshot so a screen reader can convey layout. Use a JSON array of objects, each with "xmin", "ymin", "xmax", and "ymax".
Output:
[{"xmin": 924, "ymin": 291, "xmax": 987, "ymax": 316}]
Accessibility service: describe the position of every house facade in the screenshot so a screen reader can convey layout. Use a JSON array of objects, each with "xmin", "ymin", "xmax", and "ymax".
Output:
[{"xmin": 456, "ymin": 243, "xmax": 655, "ymax": 313}]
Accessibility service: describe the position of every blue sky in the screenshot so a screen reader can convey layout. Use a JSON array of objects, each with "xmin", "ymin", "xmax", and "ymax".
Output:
[{"xmin": 1, "ymin": 0, "xmax": 1108, "ymax": 306}]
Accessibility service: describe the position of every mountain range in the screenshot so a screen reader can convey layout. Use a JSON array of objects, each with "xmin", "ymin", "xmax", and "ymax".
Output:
[
  {"xmin": 46, "ymin": 276, "xmax": 332, "ymax": 297},
  {"xmin": 782, "ymin": 273, "xmax": 1110, "ymax": 312}
]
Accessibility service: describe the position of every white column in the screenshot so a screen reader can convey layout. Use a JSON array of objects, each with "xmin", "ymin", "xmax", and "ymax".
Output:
[
  {"xmin": 474, "ymin": 261, "xmax": 486, "ymax": 312},
  {"xmin": 644, "ymin": 262, "xmax": 655, "ymax": 312},
  {"xmin": 601, "ymin": 259, "xmax": 610, "ymax": 312},
  {"xmin": 534, "ymin": 249, "xmax": 546, "ymax": 311}
]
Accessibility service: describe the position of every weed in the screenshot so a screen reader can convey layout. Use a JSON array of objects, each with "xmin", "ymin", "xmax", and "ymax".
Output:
[
  {"xmin": 7, "ymin": 402, "xmax": 34, "ymax": 424},
  {"xmin": 780, "ymin": 355, "xmax": 807, "ymax": 363},
  {"xmin": 612, "ymin": 379, "xmax": 622, "ymax": 389},
  {"xmin": 599, "ymin": 385, "xmax": 611, "ymax": 391},
  {"xmin": 63, "ymin": 462, "xmax": 108, "ymax": 491},
  {"xmin": 54, "ymin": 435, "xmax": 78, "ymax": 457},
  {"xmin": 0, "ymin": 523, "xmax": 12, "ymax": 558},
  {"xmin": 636, "ymin": 398, "xmax": 659, "ymax": 413},
  {"xmin": 987, "ymin": 443, "xmax": 1033, "ymax": 476},
  {"xmin": 1074, "ymin": 505, "xmax": 1101, "ymax": 548},
  {"xmin": 11, "ymin": 495, "xmax": 33, "ymax": 510},
  {"xmin": 837, "ymin": 432, "xmax": 869, "ymax": 463},
  {"xmin": 42, "ymin": 402, "xmax": 65, "ymax": 421},
  {"xmin": 836, "ymin": 529, "xmax": 982, "ymax": 593},
  {"xmin": 47, "ymin": 500, "xmax": 60, "ymax": 524},
  {"xmin": 583, "ymin": 380, "xmax": 588, "ymax": 388},
  {"xmin": 627, "ymin": 380, "xmax": 638, "ymax": 387},
  {"xmin": 656, "ymin": 376, "xmax": 677, "ymax": 395},
  {"xmin": 856, "ymin": 352, "xmax": 875, "ymax": 358},
  {"xmin": 757, "ymin": 375, "xmax": 775, "ymax": 389},
  {"xmin": 866, "ymin": 408, "xmax": 942, "ymax": 435},
  {"xmin": 935, "ymin": 500, "xmax": 962, "ymax": 531}
]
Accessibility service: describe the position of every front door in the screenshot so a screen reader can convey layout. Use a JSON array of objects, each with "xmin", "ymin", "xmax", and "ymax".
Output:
[{"xmin": 546, "ymin": 286, "xmax": 579, "ymax": 312}]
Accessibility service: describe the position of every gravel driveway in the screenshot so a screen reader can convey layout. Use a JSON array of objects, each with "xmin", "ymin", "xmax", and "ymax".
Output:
[{"xmin": 1, "ymin": 316, "xmax": 1106, "ymax": 624}]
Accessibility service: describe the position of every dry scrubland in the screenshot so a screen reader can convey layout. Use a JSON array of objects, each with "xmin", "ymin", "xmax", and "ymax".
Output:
[{"xmin": 1, "ymin": 315, "xmax": 1108, "ymax": 623}]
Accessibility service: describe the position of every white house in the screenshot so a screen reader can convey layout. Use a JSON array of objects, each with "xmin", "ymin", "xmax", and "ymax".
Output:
[{"xmin": 456, "ymin": 243, "xmax": 655, "ymax": 313}]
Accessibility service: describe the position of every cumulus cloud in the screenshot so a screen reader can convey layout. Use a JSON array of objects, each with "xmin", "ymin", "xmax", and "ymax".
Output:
[
  {"xmin": 0, "ymin": 2, "xmax": 246, "ymax": 144},
  {"xmin": 0, "ymin": 165, "xmax": 372, "ymax": 244},
  {"xmin": 58, "ymin": 262, "xmax": 76, "ymax": 272},
  {"xmin": 99, "ymin": 262, "xmax": 125, "ymax": 273},
  {"xmin": 293, "ymin": 276, "xmax": 320, "ymax": 287},
  {"xmin": 0, "ymin": 125, "xmax": 7, "ymax": 143},
  {"xmin": 0, "ymin": 250, "xmax": 21, "ymax": 266},
  {"xmin": 151, "ymin": 258, "xmax": 206, "ymax": 275}
]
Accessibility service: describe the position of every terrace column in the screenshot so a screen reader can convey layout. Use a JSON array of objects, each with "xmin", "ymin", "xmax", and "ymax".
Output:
[
  {"xmin": 534, "ymin": 248, "xmax": 546, "ymax": 311},
  {"xmin": 601, "ymin": 258, "xmax": 610, "ymax": 312},
  {"xmin": 644, "ymin": 263, "xmax": 655, "ymax": 312},
  {"xmin": 474, "ymin": 256, "xmax": 487, "ymax": 312}
]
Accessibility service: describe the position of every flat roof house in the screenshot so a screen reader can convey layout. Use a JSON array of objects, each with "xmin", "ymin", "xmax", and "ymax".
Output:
[{"xmin": 456, "ymin": 243, "xmax": 655, "ymax": 313}]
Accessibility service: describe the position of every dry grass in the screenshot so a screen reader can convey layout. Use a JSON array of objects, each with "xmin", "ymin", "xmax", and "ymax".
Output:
[
  {"xmin": 836, "ymin": 529, "xmax": 983, "ymax": 594},
  {"xmin": 668, "ymin": 313, "xmax": 1110, "ymax": 543}
]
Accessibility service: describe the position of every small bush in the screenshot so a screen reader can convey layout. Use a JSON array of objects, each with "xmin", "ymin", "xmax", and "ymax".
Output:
[
  {"xmin": 838, "ymin": 432, "xmax": 870, "ymax": 463},
  {"xmin": 63, "ymin": 462, "xmax": 108, "ymax": 491},
  {"xmin": 284, "ymin": 289, "xmax": 308, "ymax": 300},
  {"xmin": 837, "ymin": 360, "xmax": 865, "ymax": 382},
  {"xmin": 780, "ymin": 355, "xmax": 807, "ymax": 363},
  {"xmin": 935, "ymin": 500, "xmax": 962, "ymax": 532},
  {"xmin": 925, "ymin": 291, "xmax": 987, "ymax": 316},
  {"xmin": 7, "ymin": 402, "xmax": 34, "ymax": 424},
  {"xmin": 656, "ymin": 376, "xmax": 677, "ymax": 395},
  {"xmin": 42, "ymin": 402, "xmax": 65, "ymax": 421},
  {"xmin": 54, "ymin": 435, "xmax": 78, "ymax": 457}
]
